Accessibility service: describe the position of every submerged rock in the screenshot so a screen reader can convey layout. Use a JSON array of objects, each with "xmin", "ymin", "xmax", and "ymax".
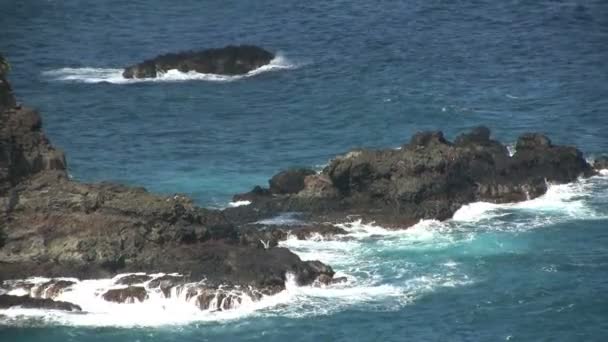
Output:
[
  {"xmin": 122, "ymin": 45, "xmax": 274, "ymax": 79},
  {"xmin": 0, "ymin": 294, "xmax": 81, "ymax": 311}
]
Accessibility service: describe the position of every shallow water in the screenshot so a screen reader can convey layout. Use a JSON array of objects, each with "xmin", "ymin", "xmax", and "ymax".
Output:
[{"xmin": 1, "ymin": 0, "xmax": 608, "ymax": 340}]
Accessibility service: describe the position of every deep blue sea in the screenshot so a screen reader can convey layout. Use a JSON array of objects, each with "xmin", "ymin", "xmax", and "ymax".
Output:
[{"xmin": 2, "ymin": 0, "xmax": 608, "ymax": 340}]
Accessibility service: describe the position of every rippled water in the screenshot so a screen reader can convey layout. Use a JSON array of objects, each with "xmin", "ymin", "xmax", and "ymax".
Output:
[{"xmin": 1, "ymin": 0, "xmax": 608, "ymax": 341}]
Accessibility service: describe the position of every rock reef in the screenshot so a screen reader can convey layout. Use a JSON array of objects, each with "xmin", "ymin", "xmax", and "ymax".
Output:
[
  {"xmin": 122, "ymin": 45, "xmax": 274, "ymax": 79},
  {"xmin": 234, "ymin": 126, "xmax": 594, "ymax": 227},
  {"xmin": 0, "ymin": 61, "xmax": 333, "ymax": 311},
  {"xmin": 0, "ymin": 59, "xmax": 599, "ymax": 312}
]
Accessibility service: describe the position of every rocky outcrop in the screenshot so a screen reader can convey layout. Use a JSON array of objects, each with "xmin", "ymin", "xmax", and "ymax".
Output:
[
  {"xmin": 0, "ymin": 294, "xmax": 81, "ymax": 311},
  {"xmin": 0, "ymin": 60, "xmax": 600, "ymax": 313},
  {"xmin": 122, "ymin": 45, "xmax": 274, "ymax": 79},
  {"xmin": 236, "ymin": 127, "xmax": 594, "ymax": 227},
  {"xmin": 239, "ymin": 224, "xmax": 348, "ymax": 249},
  {"xmin": 0, "ymin": 65, "xmax": 335, "ymax": 306},
  {"xmin": 103, "ymin": 286, "xmax": 148, "ymax": 303},
  {"xmin": 114, "ymin": 274, "xmax": 152, "ymax": 285}
]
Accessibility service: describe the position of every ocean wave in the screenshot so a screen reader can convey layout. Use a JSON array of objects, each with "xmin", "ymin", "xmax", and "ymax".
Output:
[
  {"xmin": 41, "ymin": 54, "xmax": 296, "ymax": 84},
  {"xmin": 452, "ymin": 172, "xmax": 608, "ymax": 228},
  {"xmin": 3, "ymin": 171, "xmax": 605, "ymax": 327}
]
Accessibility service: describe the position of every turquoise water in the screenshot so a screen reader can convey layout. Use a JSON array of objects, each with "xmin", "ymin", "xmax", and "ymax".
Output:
[{"xmin": 2, "ymin": 0, "xmax": 608, "ymax": 340}]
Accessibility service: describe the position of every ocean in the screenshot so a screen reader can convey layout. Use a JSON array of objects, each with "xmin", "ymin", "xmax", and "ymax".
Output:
[{"xmin": 1, "ymin": 0, "xmax": 608, "ymax": 340}]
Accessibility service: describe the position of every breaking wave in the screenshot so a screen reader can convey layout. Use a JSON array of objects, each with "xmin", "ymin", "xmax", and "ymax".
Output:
[
  {"xmin": 41, "ymin": 54, "xmax": 297, "ymax": 84},
  {"xmin": 2, "ymin": 172, "xmax": 606, "ymax": 327}
]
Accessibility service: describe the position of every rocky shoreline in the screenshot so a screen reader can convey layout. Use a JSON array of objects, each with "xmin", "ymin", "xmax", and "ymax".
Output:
[{"xmin": 1, "ymin": 58, "xmax": 606, "ymax": 312}]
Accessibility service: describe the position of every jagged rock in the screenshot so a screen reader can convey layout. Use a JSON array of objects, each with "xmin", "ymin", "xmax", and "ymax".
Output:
[
  {"xmin": 32, "ymin": 279, "xmax": 75, "ymax": 299},
  {"xmin": 147, "ymin": 275, "xmax": 185, "ymax": 297},
  {"xmin": 239, "ymin": 224, "xmax": 347, "ymax": 249},
  {"xmin": 102, "ymin": 286, "xmax": 148, "ymax": 303},
  {"xmin": 114, "ymin": 274, "xmax": 152, "ymax": 285},
  {"xmin": 594, "ymin": 156, "xmax": 608, "ymax": 171},
  {"xmin": 237, "ymin": 126, "xmax": 594, "ymax": 228},
  {"xmin": 0, "ymin": 294, "xmax": 81, "ymax": 311},
  {"xmin": 123, "ymin": 45, "xmax": 274, "ymax": 79}
]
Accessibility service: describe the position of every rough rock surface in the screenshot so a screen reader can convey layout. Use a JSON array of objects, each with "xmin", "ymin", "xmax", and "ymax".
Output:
[
  {"xmin": 0, "ymin": 64, "xmax": 335, "ymax": 302},
  {"xmin": 236, "ymin": 127, "xmax": 595, "ymax": 227},
  {"xmin": 0, "ymin": 61, "xmax": 600, "ymax": 312},
  {"xmin": 594, "ymin": 156, "xmax": 608, "ymax": 171},
  {"xmin": 114, "ymin": 274, "xmax": 152, "ymax": 285},
  {"xmin": 102, "ymin": 286, "xmax": 148, "ymax": 303},
  {"xmin": 0, "ymin": 294, "xmax": 81, "ymax": 311},
  {"xmin": 122, "ymin": 45, "xmax": 274, "ymax": 79},
  {"xmin": 239, "ymin": 224, "xmax": 348, "ymax": 249}
]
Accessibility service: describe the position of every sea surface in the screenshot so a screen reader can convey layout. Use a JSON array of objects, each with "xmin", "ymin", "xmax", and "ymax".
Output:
[{"xmin": 2, "ymin": 0, "xmax": 608, "ymax": 341}]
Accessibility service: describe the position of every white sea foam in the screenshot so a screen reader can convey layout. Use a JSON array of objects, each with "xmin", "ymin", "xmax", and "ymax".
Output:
[
  {"xmin": 228, "ymin": 200, "xmax": 251, "ymax": 207},
  {"xmin": 0, "ymin": 273, "xmax": 305, "ymax": 327},
  {"xmin": 506, "ymin": 143, "xmax": 516, "ymax": 156},
  {"xmin": 42, "ymin": 54, "xmax": 296, "ymax": 84},
  {"xmin": 452, "ymin": 173, "xmax": 608, "ymax": 226},
  {"xmin": 255, "ymin": 212, "xmax": 304, "ymax": 225}
]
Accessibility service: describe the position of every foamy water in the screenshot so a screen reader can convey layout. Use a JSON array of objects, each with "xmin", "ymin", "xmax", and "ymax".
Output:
[
  {"xmin": 41, "ymin": 54, "xmax": 297, "ymax": 84},
  {"xmin": 2, "ymin": 172, "xmax": 607, "ymax": 327}
]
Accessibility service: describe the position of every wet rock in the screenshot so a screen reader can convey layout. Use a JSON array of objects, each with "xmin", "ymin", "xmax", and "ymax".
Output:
[
  {"xmin": 115, "ymin": 274, "xmax": 152, "ymax": 285},
  {"xmin": 593, "ymin": 156, "xmax": 608, "ymax": 171},
  {"xmin": 147, "ymin": 275, "xmax": 186, "ymax": 297},
  {"xmin": 515, "ymin": 133, "xmax": 552, "ymax": 151},
  {"xmin": 102, "ymin": 286, "xmax": 148, "ymax": 303},
  {"xmin": 289, "ymin": 224, "xmax": 347, "ymax": 240},
  {"xmin": 331, "ymin": 276, "xmax": 348, "ymax": 284},
  {"xmin": 239, "ymin": 224, "xmax": 347, "ymax": 249},
  {"xmin": 0, "ymin": 294, "xmax": 81, "ymax": 311},
  {"xmin": 239, "ymin": 127, "xmax": 593, "ymax": 228},
  {"xmin": 123, "ymin": 45, "xmax": 274, "ymax": 79},
  {"xmin": 32, "ymin": 279, "xmax": 75, "ymax": 299}
]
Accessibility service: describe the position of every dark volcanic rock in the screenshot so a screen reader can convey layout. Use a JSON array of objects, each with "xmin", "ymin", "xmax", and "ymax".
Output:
[
  {"xmin": 239, "ymin": 224, "xmax": 347, "ymax": 249},
  {"xmin": 102, "ymin": 286, "xmax": 148, "ymax": 303},
  {"xmin": 115, "ymin": 274, "xmax": 152, "ymax": 285},
  {"xmin": 269, "ymin": 168, "xmax": 316, "ymax": 194},
  {"xmin": 122, "ymin": 45, "xmax": 274, "ymax": 79},
  {"xmin": 594, "ymin": 156, "xmax": 608, "ymax": 171},
  {"xmin": 0, "ymin": 106, "xmax": 67, "ymax": 194},
  {"xmin": 0, "ymin": 294, "xmax": 81, "ymax": 311},
  {"xmin": 32, "ymin": 279, "xmax": 75, "ymax": 299},
  {"xmin": 0, "ymin": 69, "xmax": 335, "ymax": 298},
  {"xmin": 0, "ymin": 54, "xmax": 16, "ymax": 112},
  {"xmin": 236, "ymin": 125, "xmax": 594, "ymax": 228}
]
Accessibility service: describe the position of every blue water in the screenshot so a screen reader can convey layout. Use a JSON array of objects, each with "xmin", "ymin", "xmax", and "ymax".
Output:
[{"xmin": 2, "ymin": 0, "xmax": 608, "ymax": 340}]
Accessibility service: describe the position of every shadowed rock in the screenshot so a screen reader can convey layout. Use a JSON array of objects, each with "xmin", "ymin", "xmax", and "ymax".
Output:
[
  {"xmin": 0, "ymin": 294, "xmax": 81, "ymax": 311},
  {"xmin": 0, "ymin": 67, "xmax": 336, "ymax": 300},
  {"xmin": 594, "ymin": 156, "xmax": 608, "ymax": 171},
  {"xmin": 114, "ymin": 274, "xmax": 152, "ymax": 286},
  {"xmin": 122, "ymin": 45, "xmax": 274, "ymax": 79}
]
